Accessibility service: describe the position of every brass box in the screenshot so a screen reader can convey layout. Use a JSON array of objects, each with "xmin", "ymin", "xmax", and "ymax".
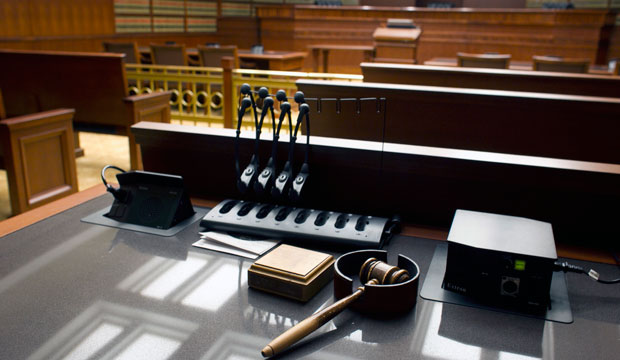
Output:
[{"xmin": 248, "ymin": 244, "xmax": 334, "ymax": 302}]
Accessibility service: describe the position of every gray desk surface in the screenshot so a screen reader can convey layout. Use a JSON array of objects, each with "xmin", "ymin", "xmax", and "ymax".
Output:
[{"xmin": 0, "ymin": 195, "xmax": 618, "ymax": 360}]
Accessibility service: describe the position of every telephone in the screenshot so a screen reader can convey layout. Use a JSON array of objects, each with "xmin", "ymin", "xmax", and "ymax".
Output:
[{"xmin": 102, "ymin": 166, "xmax": 195, "ymax": 230}]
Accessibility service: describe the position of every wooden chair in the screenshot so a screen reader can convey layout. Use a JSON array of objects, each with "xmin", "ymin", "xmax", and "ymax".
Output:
[
  {"xmin": 149, "ymin": 43, "xmax": 188, "ymax": 66},
  {"xmin": 103, "ymin": 41, "xmax": 141, "ymax": 64},
  {"xmin": 457, "ymin": 52, "xmax": 511, "ymax": 69},
  {"xmin": 532, "ymin": 56, "xmax": 589, "ymax": 74},
  {"xmin": 196, "ymin": 45, "xmax": 239, "ymax": 68}
]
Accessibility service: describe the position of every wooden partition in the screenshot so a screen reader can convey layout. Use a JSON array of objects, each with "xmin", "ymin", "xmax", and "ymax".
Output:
[
  {"xmin": 0, "ymin": 109, "xmax": 78, "ymax": 215},
  {"xmin": 132, "ymin": 121, "xmax": 620, "ymax": 249},
  {"xmin": 361, "ymin": 62, "xmax": 620, "ymax": 98},
  {"xmin": 0, "ymin": 49, "xmax": 171, "ymax": 169},
  {"xmin": 297, "ymin": 79, "xmax": 620, "ymax": 165}
]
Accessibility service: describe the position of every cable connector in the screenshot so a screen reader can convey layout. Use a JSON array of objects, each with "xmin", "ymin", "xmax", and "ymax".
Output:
[
  {"xmin": 553, "ymin": 261, "xmax": 585, "ymax": 274},
  {"xmin": 554, "ymin": 260, "xmax": 619, "ymax": 285},
  {"xmin": 587, "ymin": 269, "xmax": 600, "ymax": 281}
]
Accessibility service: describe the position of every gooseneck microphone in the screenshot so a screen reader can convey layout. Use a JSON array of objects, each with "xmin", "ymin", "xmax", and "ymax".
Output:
[
  {"xmin": 254, "ymin": 94, "xmax": 282, "ymax": 195},
  {"xmin": 235, "ymin": 96, "xmax": 256, "ymax": 193},
  {"xmin": 289, "ymin": 97, "xmax": 311, "ymax": 202},
  {"xmin": 240, "ymin": 83, "xmax": 258, "ymax": 126},
  {"xmin": 272, "ymin": 91, "xmax": 311, "ymax": 202},
  {"xmin": 271, "ymin": 91, "xmax": 295, "ymax": 200}
]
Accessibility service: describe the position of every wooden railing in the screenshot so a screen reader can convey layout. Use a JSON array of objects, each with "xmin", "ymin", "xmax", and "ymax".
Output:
[{"xmin": 125, "ymin": 59, "xmax": 362, "ymax": 129}]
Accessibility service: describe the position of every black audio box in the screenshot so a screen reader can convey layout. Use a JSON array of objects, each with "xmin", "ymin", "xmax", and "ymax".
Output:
[{"xmin": 442, "ymin": 210, "xmax": 557, "ymax": 311}]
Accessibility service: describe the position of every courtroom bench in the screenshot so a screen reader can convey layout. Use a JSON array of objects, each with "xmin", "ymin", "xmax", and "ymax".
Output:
[
  {"xmin": 296, "ymin": 79, "xmax": 620, "ymax": 165},
  {"xmin": 361, "ymin": 62, "xmax": 620, "ymax": 98},
  {"xmin": 0, "ymin": 49, "xmax": 172, "ymax": 170}
]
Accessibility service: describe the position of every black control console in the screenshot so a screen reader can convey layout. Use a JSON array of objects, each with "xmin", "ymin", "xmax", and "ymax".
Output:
[
  {"xmin": 200, "ymin": 200, "xmax": 396, "ymax": 248},
  {"xmin": 442, "ymin": 210, "xmax": 557, "ymax": 311}
]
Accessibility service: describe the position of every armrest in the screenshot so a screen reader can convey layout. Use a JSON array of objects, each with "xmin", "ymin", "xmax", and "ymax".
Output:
[
  {"xmin": 123, "ymin": 91, "xmax": 172, "ymax": 125},
  {"xmin": 123, "ymin": 90, "xmax": 172, "ymax": 103},
  {"xmin": 0, "ymin": 108, "xmax": 75, "ymax": 128}
]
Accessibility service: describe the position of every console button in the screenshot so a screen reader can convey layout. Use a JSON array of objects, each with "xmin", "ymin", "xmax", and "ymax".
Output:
[
  {"xmin": 275, "ymin": 207, "xmax": 294, "ymax": 222},
  {"xmin": 294, "ymin": 210, "xmax": 311, "ymax": 224},
  {"xmin": 355, "ymin": 216, "xmax": 369, "ymax": 231},
  {"xmin": 219, "ymin": 200, "xmax": 238, "ymax": 214},
  {"xmin": 256, "ymin": 204, "xmax": 275, "ymax": 219},
  {"xmin": 237, "ymin": 202, "xmax": 256, "ymax": 216},
  {"xmin": 314, "ymin": 212, "xmax": 330, "ymax": 226},
  {"xmin": 335, "ymin": 214, "xmax": 349, "ymax": 229}
]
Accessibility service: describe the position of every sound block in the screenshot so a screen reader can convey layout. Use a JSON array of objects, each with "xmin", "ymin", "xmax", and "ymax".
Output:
[{"xmin": 248, "ymin": 244, "xmax": 334, "ymax": 302}]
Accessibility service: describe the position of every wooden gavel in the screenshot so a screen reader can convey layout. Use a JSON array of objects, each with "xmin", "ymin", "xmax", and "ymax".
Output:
[{"xmin": 261, "ymin": 258, "xmax": 410, "ymax": 357}]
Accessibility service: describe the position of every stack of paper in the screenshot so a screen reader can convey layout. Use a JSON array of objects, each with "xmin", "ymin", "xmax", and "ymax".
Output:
[{"xmin": 193, "ymin": 231, "xmax": 279, "ymax": 259}]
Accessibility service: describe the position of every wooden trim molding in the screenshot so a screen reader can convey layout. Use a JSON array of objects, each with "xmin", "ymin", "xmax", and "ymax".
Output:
[{"xmin": 0, "ymin": 184, "xmax": 106, "ymax": 237}]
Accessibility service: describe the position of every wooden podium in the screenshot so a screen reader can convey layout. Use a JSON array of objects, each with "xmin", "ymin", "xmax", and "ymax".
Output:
[{"xmin": 373, "ymin": 26, "xmax": 421, "ymax": 64}]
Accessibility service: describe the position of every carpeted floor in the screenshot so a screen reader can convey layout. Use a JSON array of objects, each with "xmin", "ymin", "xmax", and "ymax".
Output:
[{"xmin": 0, "ymin": 132, "xmax": 130, "ymax": 221}]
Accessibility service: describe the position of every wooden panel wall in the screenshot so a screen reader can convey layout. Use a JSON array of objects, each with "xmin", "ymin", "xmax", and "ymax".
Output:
[
  {"xmin": 257, "ymin": 5, "xmax": 617, "ymax": 73},
  {"xmin": 0, "ymin": 0, "xmax": 256, "ymax": 53},
  {"xmin": 0, "ymin": 0, "xmax": 115, "ymax": 38}
]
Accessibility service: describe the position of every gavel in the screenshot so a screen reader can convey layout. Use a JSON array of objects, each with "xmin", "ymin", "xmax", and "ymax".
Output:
[{"xmin": 261, "ymin": 258, "xmax": 410, "ymax": 357}]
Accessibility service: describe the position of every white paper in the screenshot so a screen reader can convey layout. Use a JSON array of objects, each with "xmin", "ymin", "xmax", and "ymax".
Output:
[
  {"xmin": 192, "ymin": 239, "xmax": 260, "ymax": 259},
  {"xmin": 199, "ymin": 231, "xmax": 278, "ymax": 255},
  {"xmin": 193, "ymin": 231, "xmax": 279, "ymax": 259}
]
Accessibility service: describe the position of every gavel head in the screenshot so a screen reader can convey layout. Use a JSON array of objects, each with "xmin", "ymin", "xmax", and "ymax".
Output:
[{"xmin": 359, "ymin": 258, "xmax": 410, "ymax": 285}]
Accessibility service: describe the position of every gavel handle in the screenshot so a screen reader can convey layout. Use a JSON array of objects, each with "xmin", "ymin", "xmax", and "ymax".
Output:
[{"xmin": 261, "ymin": 279, "xmax": 378, "ymax": 357}]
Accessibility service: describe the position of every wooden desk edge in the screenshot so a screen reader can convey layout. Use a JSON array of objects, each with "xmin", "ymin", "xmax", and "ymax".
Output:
[
  {"xmin": 0, "ymin": 187, "xmax": 615, "ymax": 264},
  {"xmin": 0, "ymin": 184, "xmax": 107, "ymax": 237}
]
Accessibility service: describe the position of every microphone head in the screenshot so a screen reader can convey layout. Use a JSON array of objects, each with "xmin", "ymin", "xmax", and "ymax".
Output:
[
  {"xmin": 263, "ymin": 96, "xmax": 274, "ymax": 108},
  {"xmin": 240, "ymin": 83, "xmax": 251, "ymax": 95},
  {"xmin": 299, "ymin": 103, "xmax": 310, "ymax": 114},
  {"xmin": 258, "ymin": 87, "xmax": 269, "ymax": 99},
  {"xmin": 280, "ymin": 101, "xmax": 291, "ymax": 113},
  {"xmin": 240, "ymin": 97, "xmax": 252, "ymax": 109},
  {"xmin": 276, "ymin": 90, "xmax": 287, "ymax": 102},
  {"xmin": 294, "ymin": 91, "xmax": 305, "ymax": 104}
]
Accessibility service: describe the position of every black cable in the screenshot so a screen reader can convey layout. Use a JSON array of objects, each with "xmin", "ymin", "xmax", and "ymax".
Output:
[
  {"xmin": 234, "ymin": 97, "xmax": 253, "ymax": 180},
  {"xmin": 554, "ymin": 261, "xmax": 620, "ymax": 284},
  {"xmin": 101, "ymin": 165, "xmax": 126, "ymax": 189},
  {"xmin": 271, "ymin": 101, "xmax": 291, "ymax": 161},
  {"xmin": 101, "ymin": 165, "xmax": 128, "ymax": 202}
]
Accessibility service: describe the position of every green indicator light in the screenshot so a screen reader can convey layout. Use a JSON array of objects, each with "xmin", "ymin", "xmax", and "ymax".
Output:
[{"xmin": 514, "ymin": 260, "xmax": 526, "ymax": 271}]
